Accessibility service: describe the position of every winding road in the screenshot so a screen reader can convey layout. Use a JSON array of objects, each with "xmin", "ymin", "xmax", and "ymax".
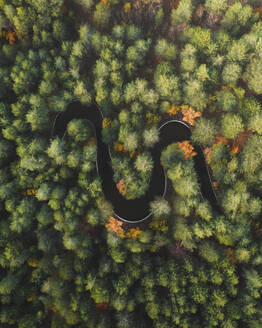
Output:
[{"xmin": 52, "ymin": 101, "xmax": 218, "ymax": 223}]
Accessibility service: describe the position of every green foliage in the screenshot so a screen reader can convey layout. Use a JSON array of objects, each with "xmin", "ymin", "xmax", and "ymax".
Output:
[
  {"xmin": 238, "ymin": 96, "xmax": 261, "ymax": 121},
  {"xmin": 180, "ymin": 44, "xmax": 197, "ymax": 73},
  {"xmin": 216, "ymin": 91, "xmax": 237, "ymax": 112},
  {"xmin": 0, "ymin": 1, "xmax": 261, "ymax": 327},
  {"xmin": 155, "ymin": 39, "xmax": 176, "ymax": 61},
  {"xmin": 46, "ymin": 137, "xmax": 67, "ymax": 165},
  {"xmin": 248, "ymin": 113, "xmax": 262, "ymax": 134},
  {"xmin": 222, "ymin": 63, "xmax": 241, "ymax": 86},
  {"xmin": 143, "ymin": 125, "xmax": 159, "ymax": 148},
  {"xmin": 243, "ymin": 57, "xmax": 262, "ymax": 95},
  {"xmin": 192, "ymin": 117, "xmax": 217, "ymax": 146},
  {"xmin": 154, "ymin": 62, "xmax": 181, "ymax": 104},
  {"xmin": 183, "ymin": 79, "xmax": 208, "ymax": 111},
  {"xmin": 205, "ymin": 0, "xmax": 227, "ymax": 15},
  {"xmin": 220, "ymin": 3, "xmax": 254, "ymax": 35},
  {"xmin": 94, "ymin": 2, "xmax": 111, "ymax": 29},
  {"xmin": 150, "ymin": 197, "xmax": 171, "ymax": 218},
  {"xmin": 67, "ymin": 119, "xmax": 92, "ymax": 142},
  {"xmin": 221, "ymin": 114, "xmax": 244, "ymax": 139},
  {"xmin": 171, "ymin": 0, "xmax": 193, "ymax": 26},
  {"xmin": 135, "ymin": 152, "xmax": 153, "ymax": 174},
  {"xmin": 199, "ymin": 241, "xmax": 221, "ymax": 263},
  {"xmin": 241, "ymin": 135, "xmax": 262, "ymax": 175}
]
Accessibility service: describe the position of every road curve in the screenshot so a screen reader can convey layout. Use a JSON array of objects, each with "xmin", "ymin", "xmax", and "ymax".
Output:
[{"xmin": 52, "ymin": 101, "xmax": 218, "ymax": 223}]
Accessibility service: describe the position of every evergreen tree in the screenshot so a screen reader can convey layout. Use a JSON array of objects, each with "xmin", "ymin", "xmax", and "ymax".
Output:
[{"xmin": 192, "ymin": 117, "xmax": 217, "ymax": 146}]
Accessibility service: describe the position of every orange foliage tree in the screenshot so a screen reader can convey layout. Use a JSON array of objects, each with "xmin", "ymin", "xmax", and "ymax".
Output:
[
  {"xmin": 113, "ymin": 141, "xmax": 127, "ymax": 152},
  {"xmin": 225, "ymin": 248, "xmax": 237, "ymax": 265},
  {"xmin": 6, "ymin": 30, "xmax": 16, "ymax": 46},
  {"xmin": 203, "ymin": 147, "xmax": 212, "ymax": 164},
  {"xmin": 106, "ymin": 216, "xmax": 142, "ymax": 239},
  {"xmin": 96, "ymin": 302, "xmax": 110, "ymax": 310},
  {"xmin": 254, "ymin": 7, "xmax": 262, "ymax": 19},
  {"xmin": 231, "ymin": 130, "xmax": 250, "ymax": 155},
  {"xmin": 116, "ymin": 178, "xmax": 126, "ymax": 196},
  {"xmin": 177, "ymin": 140, "xmax": 197, "ymax": 160},
  {"xmin": 106, "ymin": 216, "xmax": 125, "ymax": 238},
  {"xmin": 181, "ymin": 106, "xmax": 201, "ymax": 125}
]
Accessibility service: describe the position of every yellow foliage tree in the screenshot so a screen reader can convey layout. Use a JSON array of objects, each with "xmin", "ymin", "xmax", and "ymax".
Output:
[
  {"xmin": 168, "ymin": 104, "xmax": 180, "ymax": 116},
  {"xmin": 149, "ymin": 219, "xmax": 168, "ymax": 233},
  {"xmin": 27, "ymin": 256, "xmax": 37, "ymax": 267},
  {"xmin": 125, "ymin": 227, "xmax": 142, "ymax": 239},
  {"xmin": 124, "ymin": 2, "xmax": 131, "ymax": 13},
  {"xmin": 26, "ymin": 189, "xmax": 36, "ymax": 196},
  {"xmin": 102, "ymin": 117, "xmax": 111, "ymax": 128}
]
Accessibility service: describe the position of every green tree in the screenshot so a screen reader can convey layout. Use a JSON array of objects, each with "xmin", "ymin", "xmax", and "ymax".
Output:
[
  {"xmin": 154, "ymin": 62, "xmax": 181, "ymax": 104},
  {"xmin": 94, "ymin": 2, "xmax": 111, "ymax": 29},
  {"xmin": 143, "ymin": 126, "xmax": 159, "ymax": 148},
  {"xmin": 171, "ymin": 0, "xmax": 193, "ymax": 26},
  {"xmin": 199, "ymin": 241, "xmax": 220, "ymax": 263},
  {"xmin": 180, "ymin": 44, "xmax": 197, "ymax": 73},
  {"xmin": 248, "ymin": 113, "xmax": 262, "ymax": 134},
  {"xmin": 67, "ymin": 119, "xmax": 92, "ymax": 142},
  {"xmin": 241, "ymin": 135, "xmax": 262, "ymax": 175},
  {"xmin": 222, "ymin": 63, "xmax": 242, "ymax": 86},
  {"xmin": 86, "ymin": 208, "xmax": 100, "ymax": 226},
  {"xmin": 135, "ymin": 152, "xmax": 153, "ymax": 174},
  {"xmin": 36, "ymin": 183, "xmax": 52, "ymax": 201},
  {"xmin": 154, "ymin": 8, "xmax": 164, "ymax": 28},
  {"xmin": 183, "ymin": 79, "xmax": 207, "ymax": 111},
  {"xmin": 173, "ymin": 216, "xmax": 195, "ymax": 250},
  {"xmin": 221, "ymin": 114, "xmax": 244, "ymax": 139},
  {"xmin": 77, "ymin": 0, "xmax": 94, "ymax": 11},
  {"xmin": 243, "ymin": 57, "xmax": 262, "ymax": 94},
  {"xmin": 220, "ymin": 2, "xmax": 254, "ymax": 35},
  {"xmin": 238, "ymin": 96, "xmax": 261, "ymax": 122},
  {"xmin": 46, "ymin": 137, "xmax": 67, "ymax": 165},
  {"xmin": 192, "ymin": 117, "xmax": 217, "ymax": 146},
  {"xmin": 155, "ymin": 39, "xmax": 176, "ymax": 61},
  {"xmin": 205, "ymin": 0, "xmax": 227, "ymax": 16},
  {"xmin": 150, "ymin": 197, "xmax": 171, "ymax": 218},
  {"xmin": 216, "ymin": 91, "xmax": 237, "ymax": 112},
  {"xmin": 227, "ymin": 40, "xmax": 247, "ymax": 64}
]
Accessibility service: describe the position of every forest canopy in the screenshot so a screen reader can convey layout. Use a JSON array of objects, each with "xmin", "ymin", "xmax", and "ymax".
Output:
[{"xmin": 0, "ymin": 0, "xmax": 262, "ymax": 327}]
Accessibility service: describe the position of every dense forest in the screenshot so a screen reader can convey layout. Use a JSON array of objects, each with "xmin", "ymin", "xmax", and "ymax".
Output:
[{"xmin": 0, "ymin": 0, "xmax": 262, "ymax": 327}]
